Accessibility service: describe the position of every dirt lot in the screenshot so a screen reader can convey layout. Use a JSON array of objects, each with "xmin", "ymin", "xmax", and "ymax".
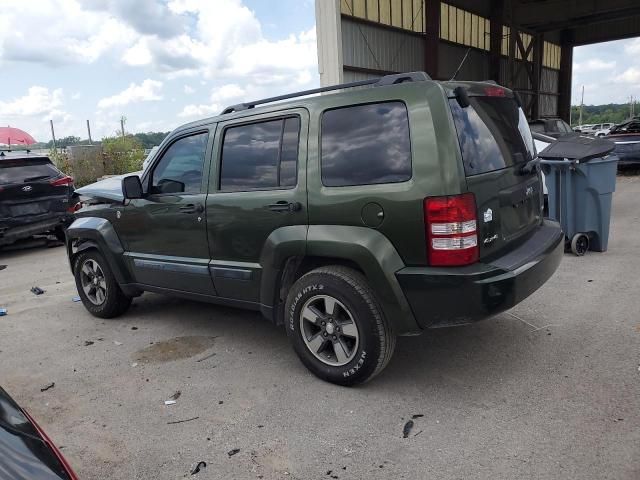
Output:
[{"xmin": 1, "ymin": 177, "xmax": 639, "ymax": 480}]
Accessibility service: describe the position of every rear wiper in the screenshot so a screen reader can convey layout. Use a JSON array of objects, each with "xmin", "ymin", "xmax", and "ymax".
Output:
[{"xmin": 23, "ymin": 175, "xmax": 50, "ymax": 182}]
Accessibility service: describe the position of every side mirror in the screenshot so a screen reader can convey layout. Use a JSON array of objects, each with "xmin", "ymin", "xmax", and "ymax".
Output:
[{"xmin": 122, "ymin": 175, "xmax": 143, "ymax": 199}]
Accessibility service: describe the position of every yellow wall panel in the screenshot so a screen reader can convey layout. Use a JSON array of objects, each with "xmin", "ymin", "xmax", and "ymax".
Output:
[
  {"xmin": 341, "ymin": 0, "xmax": 352, "ymax": 15},
  {"xmin": 391, "ymin": 0, "xmax": 403, "ymax": 28},
  {"xmin": 402, "ymin": 0, "xmax": 412, "ymax": 30},
  {"xmin": 366, "ymin": 0, "xmax": 379, "ymax": 22},
  {"xmin": 379, "ymin": 0, "xmax": 391, "ymax": 24},
  {"xmin": 413, "ymin": 0, "xmax": 423, "ymax": 32},
  {"xmin": 353, "ymin": 0, "xmax": 366, "ymax": 18},
  {"xmin": 440, "ymin": 3, "xmax": 449, "ymax": 40},
  {"xmin": 464, "ymin": 11, "xmax": 471, "ymax": 46}
]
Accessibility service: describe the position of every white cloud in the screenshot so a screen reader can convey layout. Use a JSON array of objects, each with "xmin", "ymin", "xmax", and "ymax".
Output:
[
  {"xmin": 183, "ymin": 85, "xmax": 195, "ymax": 94},
  {"xmin": 614, "ymin": 67, "xmax": 640, "ymax": 85},
  {"xmin": 178, "ymin": 103, "xmax": 221, "ymax": 118},
  {"xmin": 624, "ymin": 38, "xmax": 640, "ymax": 55},
  {"xmin": 211, "ymin": 84, "xmax": 245, "ymax": 102},
  {"xmin": 574, "ymin": 59, "xmax": 616, "ymax": 73},
  {"xmin": 0, "ymin": 86, "xmax": 63, "ymax": 116},
  {"xmin": 98, "ymin": 79, "xmax": 163, "ymax": 109}
]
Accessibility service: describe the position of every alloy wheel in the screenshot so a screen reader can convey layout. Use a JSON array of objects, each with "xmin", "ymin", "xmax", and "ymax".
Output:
[
  {"xmin": 80, "ymin": 259, "xmax": 107, "ymax": 305},
  {"xmin": 299, "ymin": 294, "xmax": 360, "ymax": 366}
]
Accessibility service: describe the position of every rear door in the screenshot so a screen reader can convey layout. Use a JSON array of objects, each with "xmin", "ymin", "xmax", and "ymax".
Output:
[
  {"xmin": 206, "ymin": 109, "xmax": 308, "ymax": 303},
  {"xmin": 448, "ymin": 89, "xmax": 543, "ymax": 258},
  {"xmin": 0, "ymin": 158, "xmax": 72, "ymax": 222}
]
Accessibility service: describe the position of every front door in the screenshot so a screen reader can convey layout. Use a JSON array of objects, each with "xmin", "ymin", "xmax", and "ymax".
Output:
[
  {"xmin": 118, "ymin": 129, "xmax": 216, "ymax": 295},
  {"xmin": 206, "ymin": 110, "xmax": 308, "ymax": 303}
]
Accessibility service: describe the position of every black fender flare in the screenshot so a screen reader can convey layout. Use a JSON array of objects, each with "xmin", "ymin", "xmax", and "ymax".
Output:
[
  {"xmin": 65, "ymin": 216, "xmax": 133, "ymax": 286},
  {"xmin": 259, "ymin": 224, "xmax": 420, "ymax": 336}
]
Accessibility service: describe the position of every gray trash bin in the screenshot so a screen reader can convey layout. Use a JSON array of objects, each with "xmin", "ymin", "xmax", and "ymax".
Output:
[{"xmin": 538, "ymin": 133, "xmax": 618, "ymax": 256}]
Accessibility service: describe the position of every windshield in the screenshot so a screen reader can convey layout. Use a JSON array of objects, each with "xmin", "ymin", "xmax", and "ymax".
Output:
[
  {"xmin": 0, "ymin": 159, "xmax": 59, "ymax": 185},
  {"xmin": 449, "ymin": 96, "xmax": 535, "ymax": 176}
]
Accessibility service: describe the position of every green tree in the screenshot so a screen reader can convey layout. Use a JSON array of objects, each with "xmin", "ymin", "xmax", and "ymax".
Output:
[{"xmin": 102, "ymin": 135, "xmax": 145, "ymax": 175}]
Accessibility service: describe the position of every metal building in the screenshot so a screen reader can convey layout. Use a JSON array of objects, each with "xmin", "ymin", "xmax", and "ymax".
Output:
[{"xmin": 316, "ymin": 0, "xmax": 640, "ymax": 121}]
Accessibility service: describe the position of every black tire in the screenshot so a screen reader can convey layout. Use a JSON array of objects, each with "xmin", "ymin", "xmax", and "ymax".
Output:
[
  {"xmin": 570, "ymin": 233, "xmax": 589, "ymax": 256},
  {"xmin": 285, "ymin": 266, "xmax": 395, "ymax": 386},
  {"xmin": 73, "ymin": 250, "xmax": 132, "ymax": 318}
]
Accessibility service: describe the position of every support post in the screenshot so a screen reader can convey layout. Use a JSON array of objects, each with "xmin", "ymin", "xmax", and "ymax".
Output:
[
  {"xmin": 531, "ymin": 33, "xmax": 544, "ymax": 119},
  {"xmin": 489, "ymin": 0, "xmax": 504, "ymax": 83},
  {"xmin": 424, "ymin": 0, "xmax": 440, "ymax": 79},
  {"xmin": 50, "ymin": 120, "xmax": 57, "ymax": 152},
  {"xmin": 558, "ymin": 29, "xmax": 573, "ymax": 123},
  {"xmin": 86, "ymin": 120, "xmax": 92, "ymax": 145}
]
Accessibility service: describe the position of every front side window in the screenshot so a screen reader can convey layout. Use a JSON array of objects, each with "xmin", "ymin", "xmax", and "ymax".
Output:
[
  {"xmin": 220, "ymin": 117, "xmax": 300, "ymax": 191},
  {"xmin": 321, "ymin": 102, "xmax": 412, "ymax": 187},
  {"xmin": 150, "ymin": 132, "xmax": 208, "ymax": 194}
]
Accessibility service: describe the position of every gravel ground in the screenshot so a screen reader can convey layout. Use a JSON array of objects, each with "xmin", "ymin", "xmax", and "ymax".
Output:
[{"xmin": 1, "ymin": 177, "xmax": 639, "ymax": 480}]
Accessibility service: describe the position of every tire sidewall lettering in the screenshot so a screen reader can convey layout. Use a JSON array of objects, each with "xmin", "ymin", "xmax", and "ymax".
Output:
[{"xmin": 288, "ymin": 283, "xmax": 325, "ymax": 331}]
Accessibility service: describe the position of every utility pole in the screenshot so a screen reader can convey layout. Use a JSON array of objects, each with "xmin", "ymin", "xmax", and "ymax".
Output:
[
  {"xmin": 578, "ymin": 85, "xmax": 584, "ymax": 127},
  {"xmin": 50, "ymin": 120, "xmax": 57, "ymax": 152},
  {"xmin": 86, "ymin": 120, "xmax": 93, "ymax": 145},
  {"xmin": 120, "ymin": 116, "xmax": 126, "ymax": 139}
]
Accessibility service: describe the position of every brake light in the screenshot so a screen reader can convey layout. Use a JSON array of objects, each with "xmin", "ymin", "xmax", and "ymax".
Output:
[
  {"xmin": 424, "ymin": 193, "xmax": 479, "ymax": 266},
  {"xmin": 484, "ymin": 86, "xmax": 506, "ymax": 97},
  {"xmin": 50, "ymin": 175, "xmax": 74, "ymax": 187}
]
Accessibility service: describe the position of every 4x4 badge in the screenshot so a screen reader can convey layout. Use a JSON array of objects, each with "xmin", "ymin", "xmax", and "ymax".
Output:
[{"xmin": 483, "ymin": 208, "xmax": 493, "ymax": 223}]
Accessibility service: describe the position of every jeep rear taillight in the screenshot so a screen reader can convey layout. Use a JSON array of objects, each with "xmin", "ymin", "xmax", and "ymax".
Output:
[
  {"xmin": 424, "ymin": 193, "xmax": 479, "ymax": 266},
  {"xmin": 50, "ymin": 175, "xmax": 74, "ymax": 187}
]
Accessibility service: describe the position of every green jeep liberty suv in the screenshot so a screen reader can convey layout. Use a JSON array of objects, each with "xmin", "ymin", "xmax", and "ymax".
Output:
[{"xmin": 67, "ymin": 72, "xmax": 563, "ymax": 385}]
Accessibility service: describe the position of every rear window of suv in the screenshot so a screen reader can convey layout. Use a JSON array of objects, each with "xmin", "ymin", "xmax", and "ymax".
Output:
[
  {"xmin": 0, "ymin": 158, "xmax": 59, "ymax": 185},
  {"xmin": 449, "ymin": 96, "xmax": 535, "ymax": 176}
]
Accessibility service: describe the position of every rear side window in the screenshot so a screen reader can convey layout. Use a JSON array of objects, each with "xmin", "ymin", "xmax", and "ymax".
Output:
[
  {"xmin": 321, "ymin": 102, "xmax": 411, "ymax": 187},
  {"xmin": 220, "ymin": 117, "xmax": 300, "ymax": 191},
  {"xmin": 0, "ymin": 159, "xmax": 59, "ymax": 185},
  {"xmin": 449, "ymin": 97, "xmax": 535, "ymax": 176}
]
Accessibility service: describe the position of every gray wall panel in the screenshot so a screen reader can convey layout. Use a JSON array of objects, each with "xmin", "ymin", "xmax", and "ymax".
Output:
[
  {"xmin": 341, "ymin": 17, "xmax": 425, "ymax": 72},
  {"xmin": 439, "ymin": 42, "xmax": 489, "ymax": 80}
]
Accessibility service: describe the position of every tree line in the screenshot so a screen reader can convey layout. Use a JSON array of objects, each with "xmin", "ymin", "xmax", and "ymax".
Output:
[
  {"xmin": 31, "ymin": 131, "xmax": 170, "ymax": 150},
  {"xmin": 571, "ymin": 103, "xmax": 638, "ymax": 126}
]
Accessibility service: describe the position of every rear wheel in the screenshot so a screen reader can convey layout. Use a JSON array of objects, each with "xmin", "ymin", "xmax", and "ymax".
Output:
[
  {"xmin": 285, "ymin": 266, "xmax": 395, "ymax": 386},
  {"xmin": 571, "ymin": 233, "xmax": 589, "ymax": 256},
  {"xmin": 73, "ymin": 250, "xmax": 131, "ymax": 318}
]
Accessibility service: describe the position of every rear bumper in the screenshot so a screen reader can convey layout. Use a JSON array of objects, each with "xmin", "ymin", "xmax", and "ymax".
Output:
[
  {"xmin": 0, "ymin": 213, "xmax": 73, "ymax": 245},
  {"xmin": 396, "ymin": 220, "xmax": 564, "ymax": 328}
]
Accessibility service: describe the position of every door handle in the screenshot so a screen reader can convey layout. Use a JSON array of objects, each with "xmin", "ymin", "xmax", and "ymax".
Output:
[
  {"xmin": 267, "ymin": 201, "xmax": 302, "ymax": 213},
  {"xmin": 180, "ymin": 203, "xmax": 204, "ymax": 214}
]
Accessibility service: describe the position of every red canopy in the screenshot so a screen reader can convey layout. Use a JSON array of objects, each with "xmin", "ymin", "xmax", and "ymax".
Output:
[{"xmin": 0, "ymin": 127, "xmax": 36, "ymax": 146}]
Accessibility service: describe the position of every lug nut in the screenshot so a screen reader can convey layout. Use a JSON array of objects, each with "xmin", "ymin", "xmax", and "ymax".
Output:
[
  {"xmin": 323, "ymin": 332, "xmax": 328, "ymax": 337},
  {"xmin": 332, "ymin": 335, "xmax": 337, "ymax": 340},
  {"xmin": 321, "ymin": 321, "xmax": 326, "ymax": 326}
]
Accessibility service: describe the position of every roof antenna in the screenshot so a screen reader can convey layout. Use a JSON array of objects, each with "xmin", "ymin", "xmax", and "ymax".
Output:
[{"xmin": 450, "ymin": 48, "xmax": 472, "ymax": 81}]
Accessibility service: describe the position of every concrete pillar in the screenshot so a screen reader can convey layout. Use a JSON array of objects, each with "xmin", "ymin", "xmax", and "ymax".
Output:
[{"xmin": 316, "ymin": 0, "xmax": 344, "ymax": 87}]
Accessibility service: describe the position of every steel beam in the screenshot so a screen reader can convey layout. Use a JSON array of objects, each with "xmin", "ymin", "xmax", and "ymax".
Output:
[{"xmin": 425, "ymin": 0, "xmax": 440, "ymax": 79}]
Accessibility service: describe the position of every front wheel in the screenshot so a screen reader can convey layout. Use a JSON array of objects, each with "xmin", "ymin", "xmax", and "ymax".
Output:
[
  {"xmin": 73, "ymin": 250, "xmax": 132, "ymax": 318},
  {"xmin": 285, "ymin": 266, "xmax": 395, "ymax": 386}
]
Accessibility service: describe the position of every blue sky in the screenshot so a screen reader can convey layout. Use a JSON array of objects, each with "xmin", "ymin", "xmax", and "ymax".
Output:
[
  {"xmin": 0, "ymin": 0, "xmax": 637, "ymax": 142},
  {"xmin": 0, "ymin": 0, "xmax": 317, "ymax": 141}
]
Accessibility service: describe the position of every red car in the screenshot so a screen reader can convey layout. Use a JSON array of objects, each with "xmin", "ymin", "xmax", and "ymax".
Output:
[{"xmin": 0, "ymin": 386, "xmax": 78, "ymax": 479}]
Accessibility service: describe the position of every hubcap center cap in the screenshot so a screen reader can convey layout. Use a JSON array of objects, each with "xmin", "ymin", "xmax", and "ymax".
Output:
[
  {"xmin": 93, "ymin": 277, "xmax": 99, "ymax": 286},
  {"xmin": 325, "ymin": 323, "xmax": 335, "ymax": 335}
]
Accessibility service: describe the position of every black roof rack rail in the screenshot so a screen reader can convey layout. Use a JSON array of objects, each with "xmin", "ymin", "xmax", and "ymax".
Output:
[{"xmin": 221, "ymin": 71, "xmax": 431, "ymax": 114}]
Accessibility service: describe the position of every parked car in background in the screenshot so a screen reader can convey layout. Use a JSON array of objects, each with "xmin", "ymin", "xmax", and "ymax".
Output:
[
  {"xmin": 580, "ymin": 123, "xmax": 614, "ymax": 135},
  {"xmin": 594, "ymin": 125, "xmax": 615, "ymax": 137},
  {"xmin": 67, "ymin": 73, "xmax": 563, "ymax": 386},
  {"xmin": 0, "ymin": 386, "xmax": 79, "ymax": 479},
  {"xmin": 528, "ymin": 118, "xmax": 573, "ymax": 138},
  {"xmin": 573, "ymin": 124, "xmax": 592, "ymax": 133},
  {"xmin": 0, "ymin": 151, "xmax": 78, "ymax": 246},
  {"xmin": 606, "ymin": 119, "xmax": 640, "ymax": 167}
]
